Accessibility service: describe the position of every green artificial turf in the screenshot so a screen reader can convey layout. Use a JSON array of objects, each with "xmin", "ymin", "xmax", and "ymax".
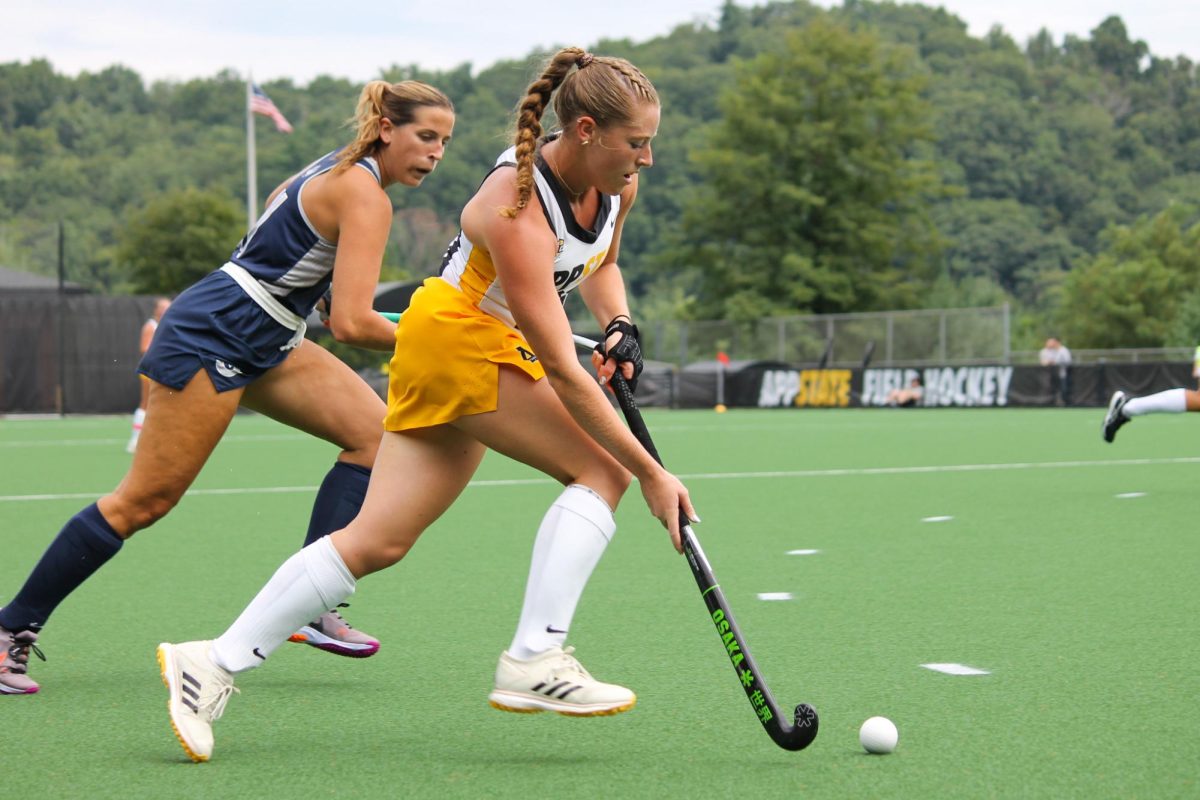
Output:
[{"xmin": 2, "ymin": 408, "xmax": 1197, "ymax": 798}]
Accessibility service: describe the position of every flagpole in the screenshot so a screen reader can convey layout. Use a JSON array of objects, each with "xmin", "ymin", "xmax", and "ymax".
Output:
[{"xmin": 245, "ymin": 75, "xmax": 257, "ymax": 229}]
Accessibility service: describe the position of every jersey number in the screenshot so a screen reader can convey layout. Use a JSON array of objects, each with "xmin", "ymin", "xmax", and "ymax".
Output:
[{"xmin": 553, "ymin": 264, "xmax": 585, "ymax": 302}]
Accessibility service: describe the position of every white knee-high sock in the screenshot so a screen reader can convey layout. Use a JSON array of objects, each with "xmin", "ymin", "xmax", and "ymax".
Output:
[
  {"xmin": 508, "ymin": 485, "xmax": 615, "ymax": 660},
  {"xmin": 211, "ymin": 536, "xmax": 356, "ymax": 673},
  {"xmin": 1124, "ymin": 388, "xmax": 1187, "ymax": 417}
]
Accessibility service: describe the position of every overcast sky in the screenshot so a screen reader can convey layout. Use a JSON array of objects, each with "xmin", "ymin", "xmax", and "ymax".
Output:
[{"xmin": 6, "ymin": 0, "xmax": 1196, "ymax": 85}]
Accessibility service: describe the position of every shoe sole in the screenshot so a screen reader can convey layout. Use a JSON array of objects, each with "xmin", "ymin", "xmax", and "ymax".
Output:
[
  {"xmin": 287, "ymin": 627, "xmax": 380, "ymax": 658},
  {"xmin": 487, "ymin": 691, "xmax": 636, "ymax": 717},
  {"xmin": 156, "ymin": 644, "xmax": 208, "ymax": 763},
  {"xmin": 0, "ymin": 683, "xmax": 38, "ymax": 695}
]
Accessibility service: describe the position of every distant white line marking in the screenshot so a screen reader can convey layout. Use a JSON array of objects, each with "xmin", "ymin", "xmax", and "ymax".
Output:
[
  {"xmin": 680, "ymin": 456, "xmax": 1200, "ymax": 480},
  {"xmin": 922, "ymin": 515, "xmax": 954, "ymax": 522},
  {"xmin": 921, "ymin": 663, "xmax": 990, "ymax": 676},
  {"xmin": 757, "ymin": 592, "xmax": 794, "ymax": 601},
  {"xmin": 4, "ymin": 457, "xmax": 1197, "ymax": 504},
  {"xmin": 787, "ymin": 549, "xmax": 821, "ymax": 556},
  {"xmin": 1115, "ymin": 492, "xmax": 1146, "ymax": 499},
  {"xmin": 0, "ymin": 479, "xmax": 554, "ymax": 503}
]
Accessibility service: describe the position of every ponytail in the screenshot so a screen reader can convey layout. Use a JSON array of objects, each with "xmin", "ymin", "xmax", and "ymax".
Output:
[
  {"xmin": 335, "ymin": 80, "xmax": 454, "ymax": 173},
  {"xmin": 500, "ymin": 47, "xmax": 589, "ymax": 218}
]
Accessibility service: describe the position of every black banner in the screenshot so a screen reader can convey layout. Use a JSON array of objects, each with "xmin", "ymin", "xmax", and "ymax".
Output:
[{"xmin": 675, "ymin": 362, "xmax": 1195, "ymax": 409}]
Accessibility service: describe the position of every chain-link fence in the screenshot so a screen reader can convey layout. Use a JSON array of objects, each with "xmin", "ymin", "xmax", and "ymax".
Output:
[
  {"xmin": 1010, "ymin": 347, "xmax": 1194, "ymax": 365},
  {"xmin": 625, "ymin": 306, "xmax": 1012, "ymax": 368}
]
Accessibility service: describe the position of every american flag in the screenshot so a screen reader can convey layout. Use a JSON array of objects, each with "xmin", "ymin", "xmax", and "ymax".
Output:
[{"xmin": 250, "ymin": 83, "xmax": 293, "ymax": 133}]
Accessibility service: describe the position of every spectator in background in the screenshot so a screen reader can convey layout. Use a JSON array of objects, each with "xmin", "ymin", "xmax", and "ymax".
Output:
[
  {"xmin": 1039, "ymin": 337, "xmax": 1072, "ymax": 406},
  {"xmin": 1193, "ymin": 345, "xmax": 1200, "ymax": 389},
  {"xmin": 126, "ymin": 297, "xmax": 171, "ymax": 453},
  {"xmin": 885, "ymin": 375, "xmax": 923, "ymax": 407}
]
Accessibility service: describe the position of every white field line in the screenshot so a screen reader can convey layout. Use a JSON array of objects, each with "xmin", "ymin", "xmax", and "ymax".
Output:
[
  {"xmin": 0, "ymin": 420, "xmax": 1004, "ymax": 446},
  {"xmin": 921, "ymin": 663, "xmax": 991, "ymax": 676},
  {"xmin": 3, "ymin": 455, "xmax": 1198, "ymax": 504}
]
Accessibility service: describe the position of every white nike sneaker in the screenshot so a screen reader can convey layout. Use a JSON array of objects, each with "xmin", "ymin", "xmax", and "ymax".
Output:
[
  {"xmin": 488, "ymin": 645, "xmax": 636, "ymax": 716},
  {"xmin": 157, "ymin": 641, "xmax": 238, "ymax": 762}
]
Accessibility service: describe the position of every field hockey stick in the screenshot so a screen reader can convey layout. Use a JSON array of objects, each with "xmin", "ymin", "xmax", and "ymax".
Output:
[{"xmin": 574, "ymin": 334, "xmax": 819, "ymax": 752}]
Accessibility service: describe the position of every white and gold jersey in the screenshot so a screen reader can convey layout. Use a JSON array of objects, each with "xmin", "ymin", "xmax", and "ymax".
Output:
[{"xmin": 438, "ymin": 141, "xmax": 620, "ymax": 330}]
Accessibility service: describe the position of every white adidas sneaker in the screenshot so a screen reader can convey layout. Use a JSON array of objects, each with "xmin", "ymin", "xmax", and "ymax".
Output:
[
  {"xmin": 488, "ymin": 645, "xmax": 636, "ymax": 716},
  {"xmin": 157, "ymin": 641, "xmax": 238, "ymax": 762}
]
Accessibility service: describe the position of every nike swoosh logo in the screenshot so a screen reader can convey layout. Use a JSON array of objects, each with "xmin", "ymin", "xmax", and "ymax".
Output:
[
  {"xmin": 253, "ymin": 648, "xmax": 266, "ymax": 660},
  {"xmin": 545, "ymin": 625, "xmax": 567, "ymax": 634}
]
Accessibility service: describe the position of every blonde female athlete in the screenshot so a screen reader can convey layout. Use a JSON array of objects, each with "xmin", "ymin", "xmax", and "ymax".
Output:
[
  {"xmin": 156, "ymin": 47, "xmax": 696, "ymax": 762},
  {"xmin": 0, "ymin": 81, "xmax": 454, "ymax": 696}
]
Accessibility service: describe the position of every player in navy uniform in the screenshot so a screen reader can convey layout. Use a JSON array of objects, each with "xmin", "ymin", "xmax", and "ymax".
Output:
[
  {"xmin": 157, "ymin": 47, "xmax": 696, "ymax": 762},
  {"xmin": 0, "ymin": 81, "xmax": 455, "ymax": 696}
]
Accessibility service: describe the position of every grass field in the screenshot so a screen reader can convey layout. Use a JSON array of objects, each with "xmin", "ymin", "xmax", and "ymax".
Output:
[{"xmin": 2, "ymin": 408, "xmax": 1198, "ymax": 799}]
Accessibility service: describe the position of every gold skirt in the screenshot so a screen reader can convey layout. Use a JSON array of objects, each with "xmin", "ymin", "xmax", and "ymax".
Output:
[{"xmin": 384, "ymin": 277, "xmax": 544, "ymax": 431}]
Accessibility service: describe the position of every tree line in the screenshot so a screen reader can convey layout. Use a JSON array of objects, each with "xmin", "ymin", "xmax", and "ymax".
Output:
[{"xmin": 2, "ymin": 0, "xmax": 1198, "ymax": 351}]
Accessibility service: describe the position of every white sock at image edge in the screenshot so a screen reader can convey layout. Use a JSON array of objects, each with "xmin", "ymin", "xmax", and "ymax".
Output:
[{"xmin": 1123, "ymin": 388, "xmax": 1187, "ymax": 416}]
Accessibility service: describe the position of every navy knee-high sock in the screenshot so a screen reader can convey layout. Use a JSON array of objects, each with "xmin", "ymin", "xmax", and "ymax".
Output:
[
  {"xmin": 303, "ymin": 462, "xmax": 371, "ymax": 547},
  {"xmin": 0, "ymin": 503, "xmax": 124, "ymax": 633}
]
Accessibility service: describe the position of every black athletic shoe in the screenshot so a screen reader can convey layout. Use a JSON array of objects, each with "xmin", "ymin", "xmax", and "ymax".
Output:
[{"xmin": 1102, "ymin": 391, "xmax": 1130, "ymax": 443}]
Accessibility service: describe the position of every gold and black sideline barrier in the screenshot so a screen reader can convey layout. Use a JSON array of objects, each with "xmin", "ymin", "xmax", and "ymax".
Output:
[
  {"xmin": 635, "ymin": 361, "xmax": 1195, "ymax": 409},
  {"xmin": 3, "ymin": 293, "xmax": 1192, "ymax": 416}
]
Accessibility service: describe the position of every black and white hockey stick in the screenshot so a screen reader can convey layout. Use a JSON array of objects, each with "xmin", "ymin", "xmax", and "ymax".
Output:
[{"xmin": 576, "ymin": 334, "xmax": 818, "ymax": 751}]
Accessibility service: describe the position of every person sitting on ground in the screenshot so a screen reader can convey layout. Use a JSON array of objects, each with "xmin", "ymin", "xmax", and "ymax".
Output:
[{"xmin": 886, "ymin": 376, "xmax": 923, "ymax": 407}]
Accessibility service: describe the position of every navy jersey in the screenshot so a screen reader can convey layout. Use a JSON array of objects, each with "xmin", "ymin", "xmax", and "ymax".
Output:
[{"xmin": 229, "ymin": 149, "xmax": 382, "ymax": 318}]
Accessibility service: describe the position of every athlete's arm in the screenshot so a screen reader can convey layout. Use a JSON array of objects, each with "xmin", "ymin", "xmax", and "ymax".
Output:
[
  {"xmin": 308, "ymin": 168, "xmax": 398, "ymax": 351},
  {"xmin": 578, "ymin": 178, "xmax": 636, "ymax": 326},
  {"xmin": 464, "ymin": 171, "xmax": 692, "ymax": 549},
  {"xmin": 579, "ymin": 179, "xmax": 639, "ymax": 384}
]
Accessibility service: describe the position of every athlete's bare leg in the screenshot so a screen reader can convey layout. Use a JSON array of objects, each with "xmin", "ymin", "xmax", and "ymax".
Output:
[
  {"xmin": 455, "ymin": 367, "xmax": 630, "ymax": 509},
  {"xmin": 331, "ymin": 425, "xmax": 486, "ymax": 576},
  {"xmin": 329, "ymin": 367, "xmax": 629, "ymax": 578},
  {"xmin": 241, "ymin": 339, "xmax": 386, "ymax": 469},
  {"xmin": 100, "ymin": 370, "xmax": 243, "ymax": 536}
]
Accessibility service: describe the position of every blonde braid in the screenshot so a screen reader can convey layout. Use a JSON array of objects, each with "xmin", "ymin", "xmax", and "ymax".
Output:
[{"xmin": 501, "ymin": 47, "xmax": 588, "ymax": 218}]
